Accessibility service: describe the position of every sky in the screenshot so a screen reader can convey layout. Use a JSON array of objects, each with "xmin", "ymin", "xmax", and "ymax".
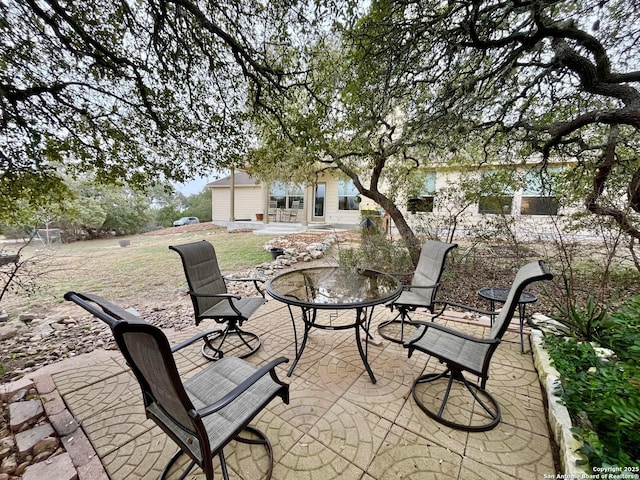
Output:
[{"xmin": 174, "ymin": 168, "xmax": 229, "ymax": 196}]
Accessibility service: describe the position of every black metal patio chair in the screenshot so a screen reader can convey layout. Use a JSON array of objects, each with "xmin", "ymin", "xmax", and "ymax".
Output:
[
  {"xmin": 64, "ymin": 291, "xmax": 289, "ymax": 480},
  {"xmin": 170, "ymin": 240, "xmax": 265, "ymax": 360},
  {"xmin": 378, "ymin": 240, "xmax": 458, "ymax": 343},
  {"xmin": 404, "ymin": 260, "xmax": 553, "ymax": 431}
]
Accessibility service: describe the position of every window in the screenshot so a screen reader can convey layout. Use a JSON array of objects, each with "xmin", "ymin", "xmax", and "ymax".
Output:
[
  {"xmin": 521, "ymin": 169, "xmax": 559, "ymax": 215},
  {"xmin": 287, "ymin": 183, "xmax": 304, "ymax": 208},
  {"xmin": 478, "ymin": 196, "xmax": 513, "ymax": 214},
  {"xmin": 408, "ymin": 172, "xmax": 436, "ymax": 213},
  {"xmin": 338, "ymin": 180, "xmax": 359, "ymax": 210},
  {"xmin": 478, "ymin": 170, "xmax": 513, "ymax": 215},
  {"xmin": 269, "ymin": 182, "xmax": 304, "ymax": 209}
]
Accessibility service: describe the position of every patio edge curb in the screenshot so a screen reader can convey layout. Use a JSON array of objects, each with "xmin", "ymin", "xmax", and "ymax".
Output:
[
  {"xmin": 31, "ymin": 373, "xmax": 109, "ymax": 480},
  {"xmin": 531, "ymin": 329, "xmax": 589, "ymax": 477}
]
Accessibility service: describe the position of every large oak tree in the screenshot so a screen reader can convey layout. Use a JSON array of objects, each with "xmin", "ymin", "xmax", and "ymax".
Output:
[
  {"xmin": 1, "ymin": 0, "xmax": 307, "ymax": 222},
  {"xmin": 251, "ymin": 0, "xmax": 640, "ymax": 265}
]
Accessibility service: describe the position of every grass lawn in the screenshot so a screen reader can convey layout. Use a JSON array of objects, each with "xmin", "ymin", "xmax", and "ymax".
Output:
[{"xmin": 1, "ymin": 225, "xmax": 275, "ymax": 313}]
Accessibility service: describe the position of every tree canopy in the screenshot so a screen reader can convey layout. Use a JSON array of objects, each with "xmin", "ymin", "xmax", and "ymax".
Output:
[
  {"xmin": 250, "ymin": 0, "xmax": 640, "ymax": 262},
  {"xmin": 1, "ymin": 0, "xmax": 308, "ymax": 222},
  {"xmin": 3, "ymin": 0, "xmax": 639, "ymax": 262}
]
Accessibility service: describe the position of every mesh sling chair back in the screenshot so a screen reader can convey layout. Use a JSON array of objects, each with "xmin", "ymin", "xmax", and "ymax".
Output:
[
  {"xmin": 378, "ymin": 240, "xmax": 458, "ymax": 344},
  {"xmin": 64, "ymin": 292, "xmax": 289, "ymax": 480},
  {"xmin": 170, "ymin": 240, "xmax": 265, "ymax": 360},
  {"xmin": 404, "ymin": 260, "xmax": 553, "ymax": 431}
]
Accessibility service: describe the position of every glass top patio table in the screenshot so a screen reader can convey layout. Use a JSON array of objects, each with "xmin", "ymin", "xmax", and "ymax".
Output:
[{"xmin": 266, "ymin": 267, "xmax": 402, "ymax": 383}]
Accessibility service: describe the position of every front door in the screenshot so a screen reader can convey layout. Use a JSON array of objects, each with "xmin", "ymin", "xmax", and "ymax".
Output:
[{"xmin": 313, "ymin": 183, "xmax": 326, "ymax": 221}]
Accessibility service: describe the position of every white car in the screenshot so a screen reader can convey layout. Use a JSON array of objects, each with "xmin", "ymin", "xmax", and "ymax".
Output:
[{"xmin": 173, "ymin": 216, "xmax": 200, "ymax": 227}]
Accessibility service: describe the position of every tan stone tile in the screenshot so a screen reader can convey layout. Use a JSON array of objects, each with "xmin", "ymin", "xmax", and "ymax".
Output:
[
  {"xmin": 459, "ymin": 457, "xmax": 514, "ymax": 480},
  {"xmin": 79, "ymin": 393, "xmax": 152, "ymax": 456},
  {"xmin": 308, "ymin": 398, "xmax": 392, "ymax": 470},
  {"xmin": 268, "ymin": 377, "xmax": 339, "ymax": 432},
  {"xmin": 365, "ymin": 347, "xmax": 425, "ymax": 388},
  {"xmin": 52, "ymin": 358, "xmax": 126, "ymax": 395},
  {"xmin": 255, "ymin": 407, "xmax": 305, "ymax": 462},
  {"xmin": 222, "ymin": 428, "xmax": 282, "ymax": 480},
  {"xmin": 367, "ymin": 424, "xmax": 462, "ymax": 479},
  {"xmin": 465, "ymin": 422, "xmax": 555, "ymax": 479},
  {"xmin": 61, "ymin": 370, "xmax": 139, "ymax": 422},
  {"xmin": 171, "ymin": 339, "xmax": 210, "ymax": 377},
  {"xmin": 342, "ymin": 374, "xmax": 409, "ymax": 423},
  {"xmin": 493, "ymin": 388, "xmax": 549, "ymax": 435},
  {"xmin": 400, "ymin": 370, "xmax": 482, "ymax": 431},
  {"xmin": 487, "ymin": 364, "xmax": 544, "ymax": 401},
  {"xmin": 395, "ymin": 389, "xmax": 469, "ymax": 456},
  {"xmin": 286, "ymin": 344, "xmax": 332, "ymax": 379},
  {"xmin": 102, "ymin": 427, "xmax": 182, "ymax": 480},
  {"xmin": 274, "ymin": 434, "xmax": 365, "ymax": 480},
  {"xmin": 492, "ymin": 339, "xmax": 536, "ymax": 371},
  {"xmin": 304, "ymin": 344, "xmax": 378, "ymax": 391}
]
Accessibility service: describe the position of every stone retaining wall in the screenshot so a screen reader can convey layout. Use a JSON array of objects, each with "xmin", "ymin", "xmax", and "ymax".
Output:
[{"xmin": 531, "ymin": 329, "xmax": 590, "ymax": 476}]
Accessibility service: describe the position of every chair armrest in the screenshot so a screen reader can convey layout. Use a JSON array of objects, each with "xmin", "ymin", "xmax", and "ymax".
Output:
[
  {"xmin": 170, "ymin": 328, "xmax": 222, "ymax": 353},
  {"xmin": 189, "ymin": 291, "xmax": 242, "ymax": 301},
  {"xmin": 223, "ymin": 277, "xmax": 266, "ymax": 298},
  {"xmin": 407, "ymin": 321, "xmax": 500, "ymax": 346},
  {"xmin": 193, "ymin": 357, "xmax": 289, "ymax": 417},
  {"xmin": 224, "ymin": 277, "xmax": 265, "ymax": 283}
]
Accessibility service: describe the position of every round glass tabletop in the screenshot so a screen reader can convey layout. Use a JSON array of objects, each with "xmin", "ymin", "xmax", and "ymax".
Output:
[{"xmin": 266, "ymin": 267, "xmax": 401, "ymax": 309}]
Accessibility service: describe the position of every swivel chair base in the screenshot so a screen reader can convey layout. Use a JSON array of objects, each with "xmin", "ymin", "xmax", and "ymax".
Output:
[
  {"xmin": 411, "ymin": 369, "xmax": 500, "ymax": 432},
  {"xmin": 378, "ymin": 313, "xmax": 419, "ymax": 344},
  {"xmin": 160, "ymin": 426, "xmax": 274, "ymax": 480},
  {"xmin": 201, "ymin": 325, "xmax": 261, "ymax": 361}
]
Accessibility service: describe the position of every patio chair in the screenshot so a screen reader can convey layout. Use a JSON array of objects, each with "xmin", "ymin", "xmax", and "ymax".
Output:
[
  {"xmin": 64, "ymin": 291, "xmax": 289, "ymax": 480},
  {"xmin": 281, "ymin": 200, "xmax": 299, "ymax": 223},
  {"xmin": 378, "ymin": 240, "xmax": 458, "ymax": 344},
  {"xmin": 404, "ymin": 260, "xmax": 553, "ymax": 431},
  {"xmin": 170, "ymin": 240, "xmax": 265, "ymax": 360}
]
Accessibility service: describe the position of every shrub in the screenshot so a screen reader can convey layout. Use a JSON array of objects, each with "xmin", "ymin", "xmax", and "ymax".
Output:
[
  {"xmin": 600, "ymin": 295, "xmax": 640, "ymax": 364},
  {"xmin": 338, "ymin": 232, "xmax": 413, "ymax": 278},
  {"xmin": 544, "ymin": 331, "xmax": 640, "ymax": 470},
  {"xmin": 551, "ymin": 294, "xmax": 612, "ymax": 342}
]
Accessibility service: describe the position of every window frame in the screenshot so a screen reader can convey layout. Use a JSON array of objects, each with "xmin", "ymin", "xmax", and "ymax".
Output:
[
  {"xmin": 407, "ymin": 171, "xmax": 436, "ymax": 214},
  {"xmin": 337, "ymin": 179, "xmax": 360, "ymax": 211},
  {"xmin": 478, "ymin": 195, "xmax": 514, "ymax": 215},
  {"xmin": 520, "ymin": 169, "xmax": 559, "ymax": 216},
  {"xmin": 269, "ymin": 182, "xmax": 304, "ymax": 209}
]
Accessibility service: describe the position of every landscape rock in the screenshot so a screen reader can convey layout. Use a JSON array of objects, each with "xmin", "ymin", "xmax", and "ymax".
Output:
[
  {"xmin": 15, "ymin": 424, "xmax": 55, "ymax": 460},
  {"xmin": 8, "ymin": 400, "xmax": 44, "ymax": 433},
  {"xmin": 0, "ymin": 454, "xmax": 17, "ymax": 475},
  {"xmin": 17, "ymin": 313, "xmax": 36, "ymax": 323},
  {"xmin": 22, "ymin": 452, "xmax": 77, "ymax": 480},
  {"xmin": 0, "ymin": 322, "xmax": 26, "ymax": 341}
]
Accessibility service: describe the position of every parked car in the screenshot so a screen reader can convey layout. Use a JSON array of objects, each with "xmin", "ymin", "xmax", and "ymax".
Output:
[{"xmin": 172, "ymin": 216, "xmax": 200, "ymax": 227}]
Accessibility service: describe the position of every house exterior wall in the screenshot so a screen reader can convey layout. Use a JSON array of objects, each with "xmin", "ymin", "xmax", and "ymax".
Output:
[
  {"xmin": 211, "ymin": 185, "xmax": 263, "ymax": 221},
  {"xmin": 320, "ymin": 174, "xmax": 362, "ymax": 226},
  {"xmin": 401, "ymin": 167, "xmax": 594, "ymax": 241},
  {"xmin": 209, "ymin": 163, "xmax": 598, "ymax": 240}
]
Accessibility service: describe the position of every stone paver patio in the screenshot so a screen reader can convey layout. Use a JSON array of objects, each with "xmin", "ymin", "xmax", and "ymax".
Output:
[{"xmin": 47, "ymin": 299, "xmax": 557, "ymax": 479}]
